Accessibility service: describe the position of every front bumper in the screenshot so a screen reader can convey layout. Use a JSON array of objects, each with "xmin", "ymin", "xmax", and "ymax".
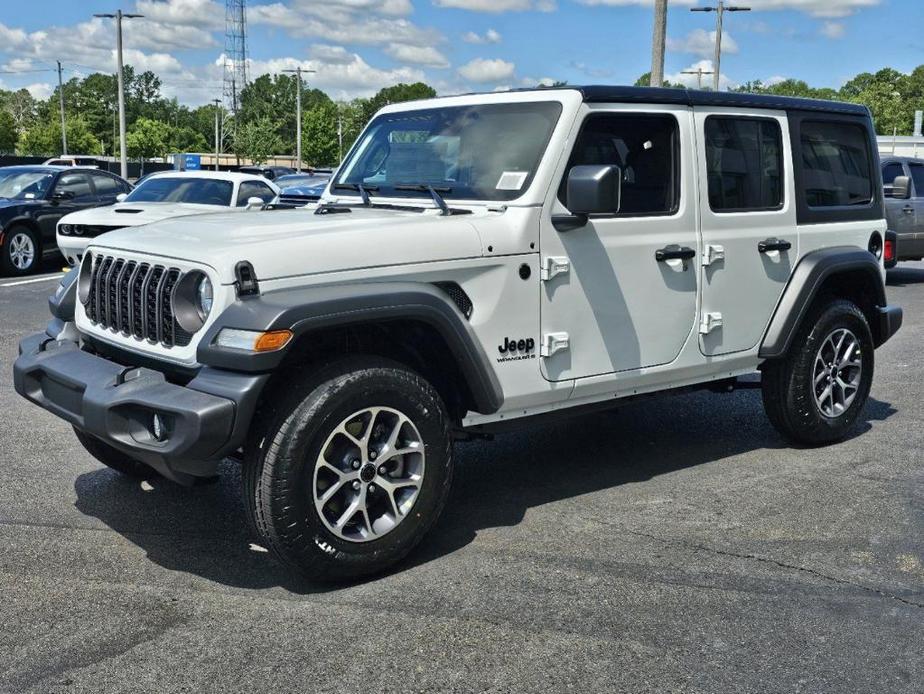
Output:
[{"xmin": 13, "ymin": 331, "xmax": 268, "ymax": 483}]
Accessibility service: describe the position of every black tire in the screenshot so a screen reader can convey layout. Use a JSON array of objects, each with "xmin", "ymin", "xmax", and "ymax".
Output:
[
  {"xmin": 1, "ymin": 225, "xmax": 39, "ymax": 276},
  {"xmin": 761, "ymin": 298, "xmax": 874, "ymax": 445},
  {"xmin": 73, "ymin": 427, "xmax": 155, "ymax": 479},
  {"xmin": 243, "ymin": 357, "xmax": 453, "ymax": 581}
]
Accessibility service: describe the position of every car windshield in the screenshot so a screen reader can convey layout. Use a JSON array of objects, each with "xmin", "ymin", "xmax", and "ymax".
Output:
[
  {"xmin": 124, "ymin": 177, "xmax": 233, "ymax": 206},
  {"xmin": 0, "ymin": 170, "xmax": 54, "ymax": 199},
  {"xmin": 335, "ymin": 101, "xmax": 563, "ymax": 201},
  {"xmin": 276, "ymin": 175, "xmax": 329, "ymax": 189}
]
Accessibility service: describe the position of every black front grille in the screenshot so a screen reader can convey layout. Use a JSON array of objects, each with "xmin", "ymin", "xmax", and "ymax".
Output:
[{"xmin": 84, "ymin": 255, "xmax": 192, "ymax": 348}]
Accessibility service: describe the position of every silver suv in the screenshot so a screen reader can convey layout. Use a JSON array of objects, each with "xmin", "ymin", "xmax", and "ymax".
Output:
[{"xmin": 882, "ymin": 155, "xmax": 924, "ymax": 262}]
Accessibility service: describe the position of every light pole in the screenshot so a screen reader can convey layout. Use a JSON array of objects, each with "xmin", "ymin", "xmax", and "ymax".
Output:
[
  {"xmin": 94, "ymin": 10, "xmax": 143, "ymax": 178},
  {"xmin": 650, "ymin": 0, "xmax": 668, "ymax": 87},
  {"xmin": 282, "ymin": 67, "xmax": 316, "ymax": 172},
  {"xmin": 682, "ymin": 67, "xmax": 715, "ymax": 90},
  {"xmin": 690, "ymin": 2, "xmax": 750, "ymax": 91},
  {"xmin": 56, "ymin": 61, "xmax": 67, "ymax": 155},
  {"xmin": 212, "ymin": 98, "xmax": 222, "ymax": 171}
]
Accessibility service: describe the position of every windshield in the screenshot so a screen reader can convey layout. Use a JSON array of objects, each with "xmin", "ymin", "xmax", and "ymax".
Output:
[
  {"xmin": 0, "ymin": 170, "xmax": 54, "ymax": 199},
  {"xmin": 124, "ymin": 177, "xmax": 233, "ymax": 206},
  {"xmin": 335, "ymin": 101, "xmax": 562, "ymax": 201},
  {"xmin": 276, "ymin": 174, "xmax": 329, "ymax": 189}
]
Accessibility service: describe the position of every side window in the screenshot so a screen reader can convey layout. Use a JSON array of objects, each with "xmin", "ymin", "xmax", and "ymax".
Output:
[
  {"xmin": 90, "ymin": 173, "xmax": 121, "ymax": 197},
  {"xmin": 705, "ymin": 117, "xmax": 783, "ymax": 212},
  {"xmin": 799, "ymin": 120, "xmax": 873, "ymax": 208},
  {"xmin": 882, "ymin": 162, "xmax": 905, "ymax": 186},
  {"xmin": 54, "ymin": 173, "xmax": 94, "ymax": 201},
  {"xmin": 907, "ymin": 163, "xmax": 924, "ymax": 197},
  {"xmin": 558, "ymin": 113, "xmax": 679, "ymax": 216},
  {"xmin": 236, "ymin": 181, "xmax": 275, "ymax": 206}
]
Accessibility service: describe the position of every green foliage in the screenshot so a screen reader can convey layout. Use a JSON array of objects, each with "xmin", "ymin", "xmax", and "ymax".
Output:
[
  {"xmin": 18, "ymin": 117, "xmax": 102, "ymax": 156},
  {"xmin": 634, "ymin": 72, "xmax": 682, "ymax": 89},
  {"xmin": 125, "ymin": 117, "xmax": 172, "ymax": 160},
  {"xmin": 0, "ymin": 111, "xmax": 17, "ymax": 153},
  {"xmin": 232, "ymin": 116, "xmax": 282, "ymax": 165},
  {"xmin": 302, "ymin": 101, "xmax": 340, "ymax": 166}
]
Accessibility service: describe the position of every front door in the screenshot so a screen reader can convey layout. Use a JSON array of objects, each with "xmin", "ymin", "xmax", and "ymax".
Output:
[
  {"xmin": 695, "ymin": 108, "xmax": 797, "ymax": 356},
  {"xmin": 539, "ymin": 104, "xmax": 699, "ymax": 382},
  {"xmin": 906, "ymin": 161, "xmax": 924, "ymax": 258}
]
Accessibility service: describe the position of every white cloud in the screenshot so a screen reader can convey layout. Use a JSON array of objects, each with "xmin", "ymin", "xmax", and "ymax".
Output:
[
  {"xmin": 665, "ymin": 59, "xmax": 734, "ymax": 91},
  {"xmin": 458, "ymin": 57, "xmax": 515, "ymax": 82},
  {"xmin": 434, "ymin": 0, "xmax": 556, "ymax": 12},
  {"xmin": 735, "ymin": 0, "xmax": 880, "ymax": 19},
  {"xmin": 134, "ymin": 0, "xmax": 224, "ymax": 29},
  {"xmin": 25, "ymin": 82, "xmax": 53, "ymax": 99},
  {"xmin": 575, "ymin": 0, "xmax": 695, "ymax": 6},
  {"xmin": 462, "ymin": 28, "xmax": 502, "ymax": 43},
  {"xmin": 765, "ymin": 75, "xmax": 787, "ymax": 86},
  {"xmin": 384, "ymin": 44, "xmax": 450, "ymax": 68},
  {"xmin": 667, "ymin": 28, "xmax": 737, "ymax": 59},
  {"xmin": 820, "ymin": 21, "xmax": 846, "ymax": 38}
]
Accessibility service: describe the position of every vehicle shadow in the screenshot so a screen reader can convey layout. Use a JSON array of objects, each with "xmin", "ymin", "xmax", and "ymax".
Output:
[
  {"xmin": 886, "ymin": 266, "xmax": 924, "ymax": 287},
  {"xmin": 73, "ymin": 389, "xmax": 896, "ymax": 593}
]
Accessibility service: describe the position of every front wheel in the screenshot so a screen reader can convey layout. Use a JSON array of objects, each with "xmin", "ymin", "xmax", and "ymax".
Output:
[
  {"xmin": 761, "ymin": 299, "xmax": 874, "ymax": 445},
  {"xmin": 1, "ymin": 226, "xmax": 39, "ymax": 275},
  {"xmin": 243, "ymin": 357, "xmax": 453, "ymax": 581}
]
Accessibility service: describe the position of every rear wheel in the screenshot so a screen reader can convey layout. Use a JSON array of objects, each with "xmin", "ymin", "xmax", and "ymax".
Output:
[
  {"xmin": 1, "ymin": 225, "xmax": 39, "ymax": 275},
  {"xmin": 243, "ymin": 357, "xmax": 453, "ymax": 581},
  {"xmin": 73, "ymin": 427, "xmax": 155, "ymax": 478},
  {"xmin": 761, "ymin": 299, "xmax": 874, "ymax": 445}
]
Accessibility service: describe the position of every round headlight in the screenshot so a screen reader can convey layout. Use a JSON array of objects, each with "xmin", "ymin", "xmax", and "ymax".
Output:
[
  {"xmin": 60, "ymin": 224, "xmax": 72, "ymax": 235},
  {"xmin": 196, "ymin": 275, "xmax": 213, "ymax": 320}
]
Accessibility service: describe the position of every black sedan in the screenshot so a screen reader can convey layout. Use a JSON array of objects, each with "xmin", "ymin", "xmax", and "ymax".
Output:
[{"xmin": 0, "ymin": 166, "xmax": 131, "ymax": 275}]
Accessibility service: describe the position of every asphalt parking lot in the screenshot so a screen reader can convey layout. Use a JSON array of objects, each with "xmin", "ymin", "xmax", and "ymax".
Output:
[{"xmin": 1, "ymin": 261, "xmax": 922, "ymax": 694}]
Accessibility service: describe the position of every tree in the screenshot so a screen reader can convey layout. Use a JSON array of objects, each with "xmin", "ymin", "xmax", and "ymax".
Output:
[
  {"xmin": 0, "ymin": 111, "xmax": 17, "ymax": 153},
  {"xmin": 239, "ymin": 73, "xmax": 332, "ymax": 154},
  {"xmin": 302, "ymin": 101, "xmax": 340, "ymax": 166},
  {"xmin": 168, "ymin": 125, "xmax": 208, "ymax": 154},
  {"xmin": 359, "ymin": 82, "xmax": 437, "ymax": 123},
  {"xmin": 3, "ymin": 88, "xmax": 38, "ymax": 131},
  {"xmin": 232, "ymin": 116, "xmax": 282, "ymax": 165},
  {"xmin": 126, "ymin": 117, "xmax": 172, "ymax": 162},
  {"xmin": 634, "ymin": 72, "xmax": 681, "ymax": 88},
  {"xmin": 18, "ymin": 117, "xmax": 102, "ymax": 156}
]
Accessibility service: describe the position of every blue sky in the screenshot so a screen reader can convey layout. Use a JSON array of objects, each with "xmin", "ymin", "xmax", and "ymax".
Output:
[{"xmin": 0, "ymin": 0, "xmax": 921, "ymax": 106}]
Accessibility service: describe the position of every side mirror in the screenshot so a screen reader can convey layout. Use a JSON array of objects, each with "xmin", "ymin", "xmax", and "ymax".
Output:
[
  {"xmin": 115, "ymin": 192, "xmax": 128, "ymax": 202},
  {"xmin": 886, "ymin": 175, "xmax": 911, "ymax": 199},
  {"xmin": 552, "ymin": 164, "xmax": 622, "ymax": 232},
  {"xmin": 51, "ymin": 189, "xmax": 75, "ymax": 201},
  {"xmin": 245, "ymin": 196, "xmax": 265, "ymax": 210}
]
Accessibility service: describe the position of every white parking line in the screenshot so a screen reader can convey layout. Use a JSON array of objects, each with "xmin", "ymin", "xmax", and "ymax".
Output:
[{"xmin": 0, "ymin": 273, "xmax": 65, "ymax": 288}]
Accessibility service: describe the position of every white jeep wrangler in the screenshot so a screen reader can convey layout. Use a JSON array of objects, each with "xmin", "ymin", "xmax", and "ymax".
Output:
[{"xmin": 14, "ymin": 87, "xmax": 903, "ymax": 581}]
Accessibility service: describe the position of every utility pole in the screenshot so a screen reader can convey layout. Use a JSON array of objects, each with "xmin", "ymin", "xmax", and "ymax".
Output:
[
  {"xmin": 650, "ymin": 0, "xmax": 668, "ymax": 87},
  {"xmin": 212, "ymin": 99, "xmax": 222, "ymax": 171},
  {"xmin": 282, "ymin": 67, "xmax": 316, "ymax": 172},
  {"xmin": 56, "ymin": 61, "xmax": 67, "ymax": 155},
  {"xmin": 338, "ymin": 112, "xmax": 343, "ymax": 163},
  {"xmin": 94, "ymin": 10, "xmax": 143, "ymax": 179},
  {"xmin": 691, "ymin": 2, "xmax": 750, "ymax": 91},
  {"xmin": 682, "ymin": 67, "xmax": 714, "ymax": 89}
]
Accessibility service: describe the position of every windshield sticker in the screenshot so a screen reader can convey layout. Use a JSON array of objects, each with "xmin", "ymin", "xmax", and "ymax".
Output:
[
  {"xmin": 23, "ymin": 193, "xmax": 35, "ymax": 199},
  {"xmin": 496, "ymin": 171, "xmax": 528, "ymax": 191}
]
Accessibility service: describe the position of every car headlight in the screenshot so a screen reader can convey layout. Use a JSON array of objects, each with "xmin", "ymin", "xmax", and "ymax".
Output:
[
  {"xmin": 196, "ymin": 275, "xmax": 213, "ymax": 320},
  {"xmin": 59, "ymin": 224, "xmax": 73, "ymax": 236}
]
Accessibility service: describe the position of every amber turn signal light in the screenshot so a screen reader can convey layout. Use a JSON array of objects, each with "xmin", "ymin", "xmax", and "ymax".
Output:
[{"xmin": 254, "ymin": 330, "xmax": 293, "ymax": 352}]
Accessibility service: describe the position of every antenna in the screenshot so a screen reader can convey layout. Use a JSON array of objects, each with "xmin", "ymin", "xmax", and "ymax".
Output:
[{"xmin": 223, "ymin": 0, "xmax": 249, "ymax": 116}]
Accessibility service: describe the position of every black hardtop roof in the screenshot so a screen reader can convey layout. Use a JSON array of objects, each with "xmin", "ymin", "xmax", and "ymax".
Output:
[{"xmin": 512, "ymin": 85, "xmax": 869, "ymax": 117}]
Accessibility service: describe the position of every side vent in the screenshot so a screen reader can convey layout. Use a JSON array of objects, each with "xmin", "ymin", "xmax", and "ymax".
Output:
[
  {"xmin": 434, "ymin": 282, "xmax": 473, "ymax": 319},
  {"xmin": 235, "ymin": 261, "xmax": 260, "ymax": 296}
]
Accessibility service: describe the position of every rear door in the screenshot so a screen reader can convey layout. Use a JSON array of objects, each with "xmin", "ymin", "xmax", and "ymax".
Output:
[
  {"xmin": 695, "ymin": 108, "xmax": 797, "ymax": 355},
  {"xmin": 906, "ymin": 161, "xmax": 924, "ymax": 257},
  {"xmin": 882, "ymin": 160, "xmax": 914, "ymax": 249}
]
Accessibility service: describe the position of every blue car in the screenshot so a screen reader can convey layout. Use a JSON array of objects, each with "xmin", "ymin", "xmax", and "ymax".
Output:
[{"xmin": 272, "ymin": 173, "xmax": 332, "ymax": 207}]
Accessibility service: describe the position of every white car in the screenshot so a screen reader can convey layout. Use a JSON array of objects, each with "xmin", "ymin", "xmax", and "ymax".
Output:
[{"xmin": 56, "ymin": 171, "xmax": 280, "ymax": 265}]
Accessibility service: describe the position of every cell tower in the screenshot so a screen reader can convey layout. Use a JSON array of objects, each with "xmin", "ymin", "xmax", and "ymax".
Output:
[{"xmin": 223, "ymin": 0, "xmax": 249, "ymax": 115}]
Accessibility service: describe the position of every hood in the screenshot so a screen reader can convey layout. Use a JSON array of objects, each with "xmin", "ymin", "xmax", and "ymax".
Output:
[
  {"xmin": 87, "ymin": 206, "xmax": 486, "ymax": 284},
  {"xmin": 60, "ymin": 201, "xmax": 225, "ymax": 228},
  {"xmin": 0, "ymin": 197, "xmax": 35, "ymax": 209}
]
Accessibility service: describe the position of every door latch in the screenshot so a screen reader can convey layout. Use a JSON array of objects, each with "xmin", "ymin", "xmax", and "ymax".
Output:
[
  {"xmin": 702, "ymin": 244, "xmax": 725, "ymax": 266},
  {"xmin": 699, "ymin": 312, "xmax": 723, "ymax": 335},
  {"xmin": 540, "ymin": 256, "xmax": 570, "ymax": 281},
  {"xmin": 541, "ymin": 332, "xmax": 570, "ymax": 358}
]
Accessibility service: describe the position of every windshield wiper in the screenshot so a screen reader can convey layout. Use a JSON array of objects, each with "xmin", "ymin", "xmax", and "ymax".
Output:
[
  {"xmin": 395, "ymin": 184, "xmax": 451, "ymax": 216},
  {"xmin": 331, "ymin": 182, "xmax": 378, "ymax": 206}
]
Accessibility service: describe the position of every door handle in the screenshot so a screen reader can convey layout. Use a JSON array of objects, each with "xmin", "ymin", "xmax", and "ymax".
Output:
[
  {"xmin": 655, "ymin": 245, "xmax": 696, "ymax": 262},
  {"xmin": 758, "ymin": 237, "xmax": 792, "ymax": 253},
  {"xmin": 903, "ymin": 206, "xmax": 914, "ymax": 214}
]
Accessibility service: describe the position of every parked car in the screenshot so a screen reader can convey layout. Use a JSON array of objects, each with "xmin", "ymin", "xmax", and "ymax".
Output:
[
  {"xmin": 881, "ymin": 156, "xmax": 924, "ymax": 262},
  {"xmin": 0, "ymin": 166, "xmax": 131, "ymax": 275},
  {"xmin": 56, "ymin": 171, "xmax": 280, "ymax": 265},
  {"xmin": 237, "ymin": 165, "xmax": 295, "ymax": 181},
  {"xmin": 43, "ymin": 156, "xmax": 101, "ymax": 168},
  {"xmin": 15, "ymin": 87, "xmax": 901, "ymax": 581},
  {"xmin": 271, "ymin": 172, "xmax": 332, "ymax": 207}
]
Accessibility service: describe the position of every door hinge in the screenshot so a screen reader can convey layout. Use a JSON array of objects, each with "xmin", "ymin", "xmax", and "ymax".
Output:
[
  {"xmin": 702, "ymin": 244, "xmax": 725, "ymax": 267},
  {"xmin": 699, "ymin": 312, "xmax": 723, "ymax": 335},
  {"xmin": 540, "ymin": 256, "xmax": 570, "ymax": 281},
  {"xmin": 541, "ymin": 332, "xmax": 570, "ymax": 358}
]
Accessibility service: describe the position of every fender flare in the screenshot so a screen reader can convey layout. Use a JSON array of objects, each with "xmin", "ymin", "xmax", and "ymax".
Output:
[
  {"xmin": 198, "ymin": 281, "xmax": 504, "ymax": 414},
  {"xmin": 759, "ymin": 246, "xmax": 886, "ymax": 359}
]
